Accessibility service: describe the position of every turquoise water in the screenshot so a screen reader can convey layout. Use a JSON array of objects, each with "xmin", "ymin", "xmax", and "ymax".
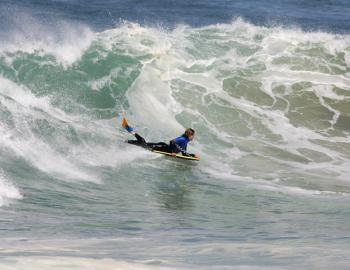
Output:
[{"xmin": 1, "ymin": 1, "xmax": 350, "ymax": 269}]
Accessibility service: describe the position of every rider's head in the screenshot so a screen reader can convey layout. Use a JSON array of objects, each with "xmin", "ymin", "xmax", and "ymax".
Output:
[{"xmin": 184, "ymin": 128, "xmax": 195, "ymax": 141}]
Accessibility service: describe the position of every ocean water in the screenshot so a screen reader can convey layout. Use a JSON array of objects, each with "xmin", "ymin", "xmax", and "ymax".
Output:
[{"xmin": 0, "ymin": 0, "xmax": 350, "ymax": 269}]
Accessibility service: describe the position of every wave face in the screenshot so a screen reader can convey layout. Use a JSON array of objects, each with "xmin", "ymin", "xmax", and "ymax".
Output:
[
  {"xmin": 2, "ymin": 20, "xmax": 349, "ymax": 185},
  {"xmin": 0, "ymin": 18, "xmax": 350, "ymax": 269}
]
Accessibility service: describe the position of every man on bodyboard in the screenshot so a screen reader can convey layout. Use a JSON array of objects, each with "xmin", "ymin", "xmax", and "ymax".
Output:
[{"xmin": 122, "ymin": 117, "xmax": 199, "ymax": 160}]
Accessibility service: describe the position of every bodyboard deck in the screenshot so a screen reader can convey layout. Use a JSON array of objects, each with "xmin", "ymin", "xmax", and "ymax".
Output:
[{"xmin": 151, "ymin": 150, "xmax": 200, "ymax": 161}]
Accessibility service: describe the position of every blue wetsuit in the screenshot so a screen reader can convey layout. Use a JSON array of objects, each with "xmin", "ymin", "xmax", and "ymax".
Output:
[{"xmin": 169, "ymin": 135, "xmax": 190, "ymax": 154}]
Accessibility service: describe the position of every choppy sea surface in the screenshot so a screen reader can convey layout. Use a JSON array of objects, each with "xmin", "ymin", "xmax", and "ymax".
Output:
[{"xmin": 0, "ymin": 0, "xmax": 350, "ymax": 269}]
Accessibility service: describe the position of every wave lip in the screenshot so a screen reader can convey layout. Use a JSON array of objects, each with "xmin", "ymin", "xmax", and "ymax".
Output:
[{"xmin": 0, "ymin": 12, "xmax": 94, "ymax": 66}]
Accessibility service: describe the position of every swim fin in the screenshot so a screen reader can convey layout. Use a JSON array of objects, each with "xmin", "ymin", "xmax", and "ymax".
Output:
[{"xmin": 122, "ymin": 117, "xmax": 134, "ymax": 133}]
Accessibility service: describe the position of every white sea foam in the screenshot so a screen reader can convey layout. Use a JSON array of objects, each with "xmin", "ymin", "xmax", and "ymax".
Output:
[
  {"xmin": 0, "ymin": 12, "xmax": 94, "ymax": 66},
  {"xmin": 0, "ymin": 76, "xmax": 156, "ymax": 183},
  {"xmin": 0, "ymin": 257, "xmax": 178, "ymax": 270},
  {"xmin": 0, "ymin": 77, "xmax": 97, "ymax": 182},
  {"xmin": 1, "ymin": 238, "xmax": 349, "ymax": 270},
  {"xmin": 0, "ymin": 171, "xmax": 22, "ymax": 207}
]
